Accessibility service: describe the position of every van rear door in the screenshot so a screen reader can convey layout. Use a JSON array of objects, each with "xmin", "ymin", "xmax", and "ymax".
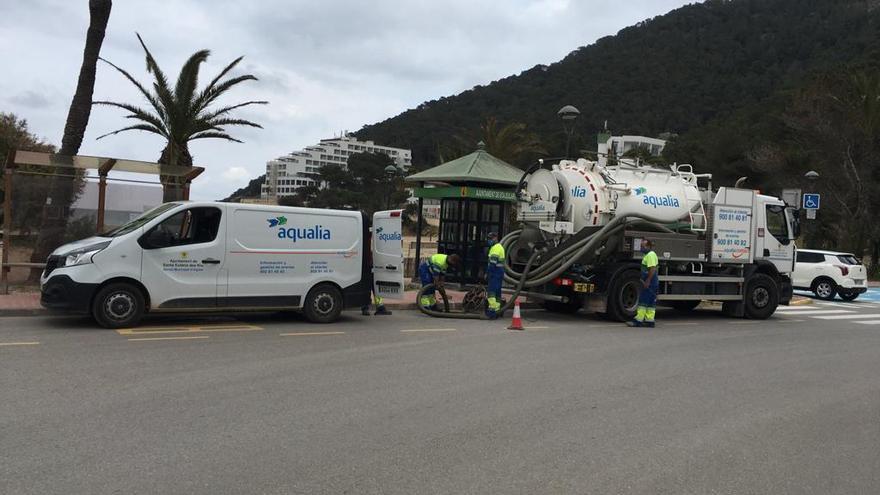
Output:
[{"xmin": 372, "ymin": 210, "xmax": 404, "ymax": 300}]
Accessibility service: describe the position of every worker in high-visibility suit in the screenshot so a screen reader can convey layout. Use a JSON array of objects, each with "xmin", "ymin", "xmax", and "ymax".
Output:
[
  {"xmin": 485, "ymin": 232, "xmax": 505, "ymax": 319},
  {"xmin": 628, "ymin": 238, "xmax": 659, "ymax": 328},
  {"xmin": 418, "ymin": 253, "xmax": 461, "ymax": 310}
]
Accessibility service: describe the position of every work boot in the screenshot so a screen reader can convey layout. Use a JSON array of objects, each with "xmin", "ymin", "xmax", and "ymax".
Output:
[
  {"xmin": 485, "ymin": 310, "xmax": 498, "ymax": 320},
  {"xmin": 644, "ymin": 321, "xmax": 655, "ymax": 328},
  {"xmin": 626, "ymin": 320, "xmax": 643, "ymax": 327},
  {"xmin": 361, "ymin": 306, "xmax": 371, "ymax": 316},
  {"xmin": 374, "ymin": 306, "xmax": 392, "ymax": 316},
  {"xmin": 429, "ymin": 304, "xmax": 441, "ymax": 312}
]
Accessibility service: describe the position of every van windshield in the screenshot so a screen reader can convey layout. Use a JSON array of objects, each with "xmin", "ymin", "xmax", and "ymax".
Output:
[{"xmin": 101, "ymin": 203, "xmax": 180, "ymax": 237}]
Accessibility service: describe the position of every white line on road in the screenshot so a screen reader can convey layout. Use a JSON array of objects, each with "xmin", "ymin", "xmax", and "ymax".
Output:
[
  {"xmin": 813, "ymin": 313, "xmax": 880, "ymax": 320},
  {"xmin": 856, "ymin": 320, "xmax": 880, "ymax": 325},
  {"xmin": 400, "ymin": 328, "xmax": 458, "ymax": 333},
  {"xmin": 0, "ymin": 341, "xmax": 40, "ymax": 347},
  {"xmin": 776, "ymin": 309, "xmax": 854, "ymax": 316},
  {"xmin": 776, "ymin": 306, "xmax": 825, "ymax": 311}
]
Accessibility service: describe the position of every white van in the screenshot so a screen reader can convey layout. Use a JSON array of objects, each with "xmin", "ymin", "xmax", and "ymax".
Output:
[{"xmin": 39, "ymin": 202, "xmax": 404, "ymax": 328}]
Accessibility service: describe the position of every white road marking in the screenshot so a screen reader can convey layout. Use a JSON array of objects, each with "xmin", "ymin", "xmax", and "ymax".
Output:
[
  {"xmin": 775, "ymin": 309, "xmax": 853, "ymax": 316},
  {"xmin": 813, "ymin": 313, "xmax": 880, "ymax": 320},
  {"xmin": 776, "ymin": 306, "xmax": 823, "ymax": 311},
  {"xmin": 856, "ymin": 320, "xmax": 880, "ymax": 325}
]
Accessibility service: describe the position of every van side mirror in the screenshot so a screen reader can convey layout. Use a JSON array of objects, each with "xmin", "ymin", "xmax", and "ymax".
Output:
[{"xmin": 139, "ymin": 228, "xmax": 173, "ymax": 249}]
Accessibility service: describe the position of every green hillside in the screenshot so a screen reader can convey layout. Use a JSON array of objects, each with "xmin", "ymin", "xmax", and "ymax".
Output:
[{"xmin": 354, "ymin": 0, "xmax": 879, "ymax": 167}]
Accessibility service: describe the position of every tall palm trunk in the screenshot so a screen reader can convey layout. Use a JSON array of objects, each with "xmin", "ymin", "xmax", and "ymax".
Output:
[
  {"xmin": 159, "ymin": 141, "xmax": 193, "ymax": 202},
  {"xmin": 29, "ymin": 0, "xmax": 112, "ymax": 281}
]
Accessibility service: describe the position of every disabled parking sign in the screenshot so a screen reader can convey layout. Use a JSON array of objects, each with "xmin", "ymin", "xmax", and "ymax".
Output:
[{"xmin": 802, "ymin": 193, "xmax": 820, "ymax": 210}]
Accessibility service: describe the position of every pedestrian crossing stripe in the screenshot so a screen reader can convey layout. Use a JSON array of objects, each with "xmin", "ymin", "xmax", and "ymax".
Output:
[
  {"xmin": 774, "ymin": 309, "xmax": 853, "ymax": 316},
  {"xmin": 812, "ymin": 313, "xmax": 880, "ymax": 320}
]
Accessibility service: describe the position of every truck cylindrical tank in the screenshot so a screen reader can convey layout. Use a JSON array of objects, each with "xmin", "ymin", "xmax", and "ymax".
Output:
[{"xmin": 547, "ymin": 160, "xmax": 703, "ymax": 230}]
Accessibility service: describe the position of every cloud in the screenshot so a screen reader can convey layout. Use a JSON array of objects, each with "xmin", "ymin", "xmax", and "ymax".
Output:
[
  {"xmin": 1, "ymin": 0, "xmax": 696, "ymax": 201},
  {"xmin": 221, "ymin": 166, "xmax": 251, "ymax": 182},
  {"xmin": 8, "ymin": 90, "xmax": 53, "ymax": 109}
]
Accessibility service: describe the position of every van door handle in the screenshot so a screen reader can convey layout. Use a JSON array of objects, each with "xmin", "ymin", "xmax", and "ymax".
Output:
[
  {"xmin": 385, "ymin": 265, "xmax": 397, "ymax": 270},
  {"xmin": 201, "ymin": 258, "xmax": 221, "ymax": 265}
]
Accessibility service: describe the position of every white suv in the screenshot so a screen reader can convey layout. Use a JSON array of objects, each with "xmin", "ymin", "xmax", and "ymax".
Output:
[{"xmin": 793, "ymin": 249, "xmax": 868, "ymax": 301}]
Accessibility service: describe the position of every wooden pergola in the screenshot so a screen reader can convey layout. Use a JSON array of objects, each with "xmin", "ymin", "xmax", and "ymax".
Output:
[{"xmin": 1, "ymin": 150, "xmax": 204, "ymax": 292}]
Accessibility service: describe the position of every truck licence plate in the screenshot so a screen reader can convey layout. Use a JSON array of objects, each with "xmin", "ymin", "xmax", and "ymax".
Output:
[{"xmin": 574, "ymin": 283, "xmax": 595, "ymax": 293}]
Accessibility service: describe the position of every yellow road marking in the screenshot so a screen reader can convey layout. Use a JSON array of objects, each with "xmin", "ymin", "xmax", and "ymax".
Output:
[
  {"xmin": 127, "ymin": 336, "xmax": 210, "ymax": 342},
  {"xmin": 279, "ymin": 331, "xmax": 346, "ymax": 337},
  {"xmin": 117, "ymin": 324, "xmax": 262, "ymax": 336},
  {"xmin": 401, "ymin": 328, "xmax": 458, "ymax": 333},
  {"xmin": 0, "ymin": 341, "xmax": 40, "ymax": 347}
]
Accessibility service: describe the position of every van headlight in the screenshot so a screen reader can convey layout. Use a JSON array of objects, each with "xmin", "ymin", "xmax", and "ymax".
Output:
[{"xmin": 60, "ymin": 241, "xmax": 111, "ymax": 267}]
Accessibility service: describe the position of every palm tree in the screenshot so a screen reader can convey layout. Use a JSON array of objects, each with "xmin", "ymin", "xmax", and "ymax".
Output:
[
  {"xmin": 29, "ymin": 0, "xmax": 112, "ymax": 281},
  {"xmin": 454, "ymin": 117, "xmax": 546, "ymax": 168},
  {"xmin": 96, "ymin": 33, "xmax": 267, "ymax": 201}
]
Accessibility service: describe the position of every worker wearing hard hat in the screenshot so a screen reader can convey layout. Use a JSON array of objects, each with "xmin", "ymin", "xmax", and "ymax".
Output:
[
  {"xmin": 628, "ymin": 238, "xmax": 659, "ymax": 327},
  {"xmin": 485, "ymin": 232, "xmax": 505, "ymax": 319},
  {"xmin": 418, "ymin": 253, "xmax": 461, "ymax": 311}
]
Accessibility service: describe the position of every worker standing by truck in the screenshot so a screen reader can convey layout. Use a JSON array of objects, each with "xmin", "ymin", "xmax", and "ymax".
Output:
[
  {"xmin": 628, "ymin": 238, "xmax": 659, "ymax": 328},
  {"xmin": 485, "ymin": 232, "xmax": 505, "ymax": 320},
  {"xmin": 418, "ymin": 253, "xmax": 461, "ymax": 311}
]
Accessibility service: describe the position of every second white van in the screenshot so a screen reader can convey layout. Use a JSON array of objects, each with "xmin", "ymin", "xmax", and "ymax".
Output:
[{"xmin": 39, "ymin": 202, "xmax": 404, "ymax": 328}]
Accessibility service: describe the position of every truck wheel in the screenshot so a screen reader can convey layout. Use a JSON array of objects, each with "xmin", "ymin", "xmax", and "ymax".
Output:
[
  {"xmin": 744, "ymin": 273, "xmax": 779, "ymax": 319},
  {"xmin": 670, "ymin": 300, "xmax": 701, "ymax": 312},
  {"xmin": 92, "ymin": 283, "xmax": 145, "ymax": 329},
  {"xmin": 811, "ymin": 277, "xmax": 837, "ymax": 301},
  {"xmin": 543, "ymin": 287, "xmax": 582, "ymax": 314},
  {"xmin": 303, "ymin": 284, "xmax": 343, "ymax": 323},
  {"xmin": 606, "ymin": 270, "xmax": 640, "ymax": 322}
]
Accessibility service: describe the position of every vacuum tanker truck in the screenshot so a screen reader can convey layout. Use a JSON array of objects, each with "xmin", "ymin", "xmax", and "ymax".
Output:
[{"xmin": 503, "ymin": 158, "xmax": 800, "ymax": 320}]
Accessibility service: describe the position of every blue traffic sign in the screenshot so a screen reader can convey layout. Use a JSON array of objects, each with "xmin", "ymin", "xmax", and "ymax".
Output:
[{"xmin": 803, "ymin": 193, "xmax": 820, "ymax": 210}]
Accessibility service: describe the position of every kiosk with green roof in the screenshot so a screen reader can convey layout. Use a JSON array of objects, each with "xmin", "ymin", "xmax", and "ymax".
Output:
[{"xmin": 406, "ymin": 143, "xmax": 522, "ymax": 284}]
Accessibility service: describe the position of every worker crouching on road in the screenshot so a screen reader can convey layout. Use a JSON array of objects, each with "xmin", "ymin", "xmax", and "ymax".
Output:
[
  {"xmin": 485, "ymin": 232, "xmax": 505, "ymax": 320},
  {"xmin": 419, "ymin": 253, "xmax": 461, "ymax": 311},
  {"xmin": 361, "ymin": 292, "xmax": 391, "ymax": 316},
  {"xmin": 628, "ymin": 238, "xmax": 659, "ymax": 328}
]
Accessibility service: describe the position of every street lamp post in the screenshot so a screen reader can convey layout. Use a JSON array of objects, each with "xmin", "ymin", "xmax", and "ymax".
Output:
[{"xmin": 557, "ymin": 105, "xmax": 580, "ymax": 159}]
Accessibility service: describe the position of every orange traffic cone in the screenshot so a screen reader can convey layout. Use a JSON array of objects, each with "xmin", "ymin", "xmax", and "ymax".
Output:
[{"xmin": 508, "ymin": 299, "xmax": 524, "ymax": 330}]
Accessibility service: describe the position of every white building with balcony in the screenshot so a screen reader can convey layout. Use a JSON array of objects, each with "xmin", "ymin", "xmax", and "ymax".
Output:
[
  {"xmin": 261, "ymin": 135, "xmax": 412, "ymax": 199},
  {"xmin": 597, "ymin": 134, "xmax": 667, "ymax": 167}
]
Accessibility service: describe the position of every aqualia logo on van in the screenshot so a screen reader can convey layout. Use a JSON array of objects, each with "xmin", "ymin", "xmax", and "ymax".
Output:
[
  {"xmin": 268, "ymin": 216, "xmax": 331, "ymax": 242},
  {"xmin": 571, "ymin": 186, "xmax": 588, "ymax": 198},
  {"xmin": 633, "ymin": 187, "xmax": 681, "ymax": 209},
  {"xmin": 376, "ymin": 226, "xmax": 402, "ymax": 242}
]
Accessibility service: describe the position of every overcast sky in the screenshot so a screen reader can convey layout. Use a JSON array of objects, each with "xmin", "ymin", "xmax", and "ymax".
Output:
[{"xmin": 1, "ymin": 0, "xmax": 694, "ymax": 200}]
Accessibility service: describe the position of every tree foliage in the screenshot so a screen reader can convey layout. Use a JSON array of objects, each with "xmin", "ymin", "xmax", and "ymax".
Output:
[
  {"xmin": 0, "ymin": 113, "xmax": 57, "ymax": 226},
  {"xmin": 96, "ymin": 33, "xmax": 267, "ymax": 200},
  {"xmin": 444, "ymin": 117, "xmax": 545, "ymax": 168},
  {"xmin": 356, "ymin": 0, "xmax": 880, "ymax": 166}
]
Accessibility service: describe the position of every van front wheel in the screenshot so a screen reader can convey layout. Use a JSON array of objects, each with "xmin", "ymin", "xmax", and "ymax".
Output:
[
  {"xmin": 92, "ymin": 283, "xmax": 145, "ymax": 329},
  {"xmin": 303, "ymin": 284, "xmax": 343, "ymax": 323}
]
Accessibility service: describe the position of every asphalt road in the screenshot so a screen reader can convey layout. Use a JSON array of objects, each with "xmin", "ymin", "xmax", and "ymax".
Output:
[{"xmin": 2, "ymin": 300, "xmax": 880, "ymax": 494}]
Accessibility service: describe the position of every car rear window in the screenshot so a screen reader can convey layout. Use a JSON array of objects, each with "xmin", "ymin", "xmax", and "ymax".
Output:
[
  {"xmin": 836, "ymin": 255, "xmax": 861, "ymax": 265},
  {"xmin": 796, "ymin": 252, "xmax": 825, "ymax": 263}
]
